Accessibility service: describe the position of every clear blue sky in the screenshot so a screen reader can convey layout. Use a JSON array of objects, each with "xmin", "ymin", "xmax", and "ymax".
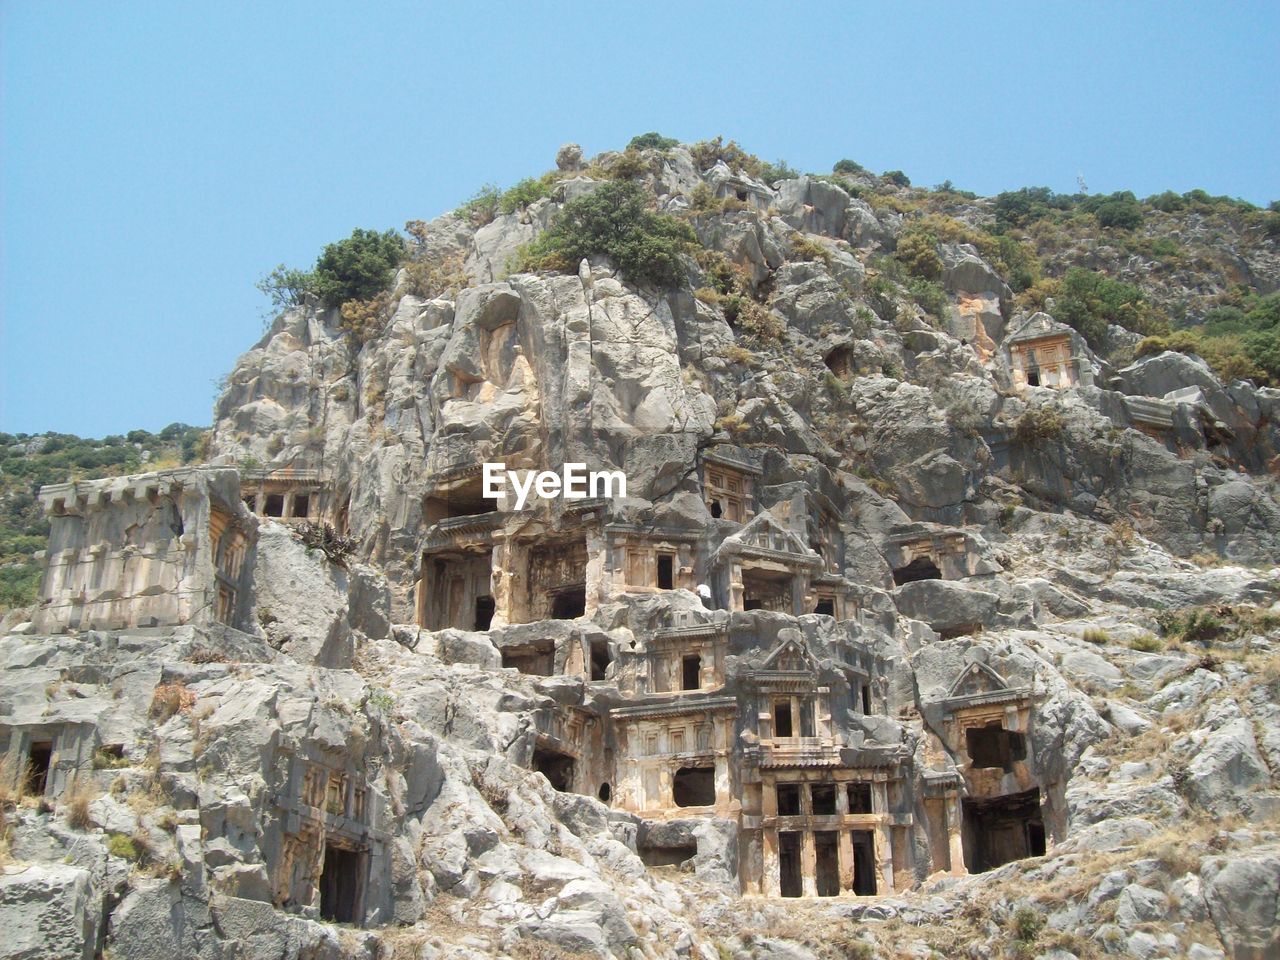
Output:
[{"xmin": 2, "ymin": 1, "xmax": 1276, "ymax": 436}]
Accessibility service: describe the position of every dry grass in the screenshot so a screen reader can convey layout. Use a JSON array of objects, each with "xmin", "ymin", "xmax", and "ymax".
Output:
[
  {"xmin": 64, "ymin": 783, "xmax": 96, "ymax": 831},
  {"xmin": 149, "ymin": 681, "xmax": 195, "ymax": 722}
]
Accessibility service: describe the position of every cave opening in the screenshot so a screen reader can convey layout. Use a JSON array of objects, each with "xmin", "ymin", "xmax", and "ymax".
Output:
[
  {"xmin": 532, "ymin": 748, "xmax": 575, "ymax": 792},
  {"xmin": 589, "ymin": 639, "xmax": 612, "ymax": 681},
  {"xmin": 966, "ymin": 724, "xmax": 1026, "ymax": 771},
  {"xmin": 474, "ymin": 595, "xmax": 495, "ymax": 630}
]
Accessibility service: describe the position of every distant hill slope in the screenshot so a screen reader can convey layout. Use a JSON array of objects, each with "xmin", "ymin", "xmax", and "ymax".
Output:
[{"xmin": 0, "ymin": 425, "xmax": 207, "ymax": 610}]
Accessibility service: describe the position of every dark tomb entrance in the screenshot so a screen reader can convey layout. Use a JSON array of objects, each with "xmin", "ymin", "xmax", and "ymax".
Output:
[
  {"xmin": 474, "ymin": 595, "xmax": 495, "ymax": 630},
  {"xmin": 814, "ymin": 830, "xmax": 840, "ymax": 897},
  {"xmin": 25, "ymin": 740, "xmax": 52, "ymax": 796},
  {"xmin": 811, "ymin": 783, "xmax": 837, "ymax": 816},
  {"xmin": 851, "ymin": 830, "xmax": 877, "ymax": 895},
  {"xmin": 672, "ymin": 767, "xmax": 715, "ymax": 807},
  {"xmin": 551, "ymin": 586, "xmax": 586, "ymax": 620},
  {"xmin": 319, "ymin": 844, "xmax": 363, "ymax": 923},
  {"xmin": 962, "ymin": 787, "xmax": 1045, "ymax": 873},
  {"xmin": 778, "ymin": 831, "xmax": 803, "ymax": 898},
  {"xmin": 589, "ymin": 639, "xmax": 612, "ymax": 681},
  {"xmin": 532, "ymin": 747, "xmax": 575, "ymax": 792},
  {"xmin": 966, "ymin": 723, "xmax": 1026, "ymax": 771},
  {"xmin": 892, "ymin": 556, "xmax": 941, "ymax": 585}
]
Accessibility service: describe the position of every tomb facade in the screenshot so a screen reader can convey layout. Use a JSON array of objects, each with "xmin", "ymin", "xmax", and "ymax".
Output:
[{"xmin": 32, "ymin": 467, "xmax": 257, "ymax": 634}]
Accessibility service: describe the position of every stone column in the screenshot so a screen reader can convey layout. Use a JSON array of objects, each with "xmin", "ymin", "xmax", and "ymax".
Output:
[
  {"xmin": 876, "ymin": 822, "xmax": 894, "ymax": 894},
  {"xmin": 837, "ymin": 821, "xmax": 855, "ymax": 892},
  {"xmin": 801, "ymin": 831, "xmax": 818, "ymax": 898},
  {"xmin": 763, "ymin": 829, "xmax": 781, "ymax": 897},
  {"xmin": 729, "ymin": 561, "xmax": 744, "ymax": 612},
  {"xmin": 945, "ymin": 788, "xmax": 966, "ymax": 875}
]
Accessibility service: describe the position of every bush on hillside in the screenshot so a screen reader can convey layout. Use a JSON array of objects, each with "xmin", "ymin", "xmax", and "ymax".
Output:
[
  {"xmin": 514, "ymin": 180, "xmax": 696, "ymax": 288},
  {"xmin": 1054, "ymin": 268, "xmax": 1164, "ymax": 348},
  {"xmin": 256, "ymin": 265, "xmax": 317, "ymax": 311},
  {"xmin": 499, "ymin": 176, "xmax": 555, "ymax": 213},
  {"xmin": 689, "ymin": 137, "xmax": 763, "ymax": 178},
  {"xmin": 627, "ymin": 132, "xmax": 679, "ymax": 151},
  {"xmin": 312, "ymin": 229, "xmax": 405, "ymax": 308}
]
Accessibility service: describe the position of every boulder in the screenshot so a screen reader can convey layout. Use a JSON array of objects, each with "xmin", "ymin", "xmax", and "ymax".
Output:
[{"xmin": 0, "ymin": 863, "xmax": 100, "ymax": 960}]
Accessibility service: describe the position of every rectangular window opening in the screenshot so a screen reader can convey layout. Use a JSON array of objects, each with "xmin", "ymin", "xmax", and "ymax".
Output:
[
  {"xmin": 776, "ymin": 782, "xmax": 802, "ymax": 816},
  {"xmin": 811, "ymin": 783, "xmax": 837, "ymax": 816},
  {"xmin": 657, "ymin": 553, "xmax": 675, "ymax": 590},
  {"xmin": 847, "ymin": 782, "xmax": 873, "ymax": 814},
  {"xmin": 681, "ymin": 654, "xmax": 701, "ymax": 691},
  {"xmin": 773, "ymin": 701, "xmax": 793, "ymax": 738}
]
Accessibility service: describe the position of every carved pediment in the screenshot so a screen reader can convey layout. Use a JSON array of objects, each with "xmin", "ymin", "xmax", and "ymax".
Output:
[
  {"xmin": 761, "ymin": 633, "xmax": 818, "ymax": 674},
  {"xmin": 947, "ymin": 661, "xmax": 1009, "ymax": 700},
  {"xmin": 1006, "ymin": 311, "xmax": 1075, "ymax": 346},
  {"xmin": 713, "ymin": 511, "xmax": 822, "ymax": 568}
]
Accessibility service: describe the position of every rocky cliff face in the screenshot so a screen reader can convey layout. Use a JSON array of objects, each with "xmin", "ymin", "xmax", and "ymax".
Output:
[{"xmin": 2, "ymin": 143, "xmax": 1279, "ymax": 960}]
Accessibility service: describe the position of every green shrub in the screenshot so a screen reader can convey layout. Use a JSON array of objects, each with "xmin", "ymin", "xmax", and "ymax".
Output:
[
  {"xmin": 459, "ymin": 184, "xmax": 502, "ymax": 226},
  {"xmin": 758, "ymin": 158, "xmax": 798, "ymax": 185},
  {"xmin": 895, "ymin": 230, "xmax": 943, "ymax": 281},
  {"xmin": 833, "ymin": 158, "xmax": 864, "ymax": 175},
  {"xmin": 881, "ymin": 170, "xmax": 910, "ymax": 187},
  {"xmin": 993, "ymin": 186, "xmax": 1074, "ymax": 228},
  {"xmin": 1146, "ymin": 190, "xmax": 1186, "ymax": 213},
  {"xmin": 1078, "ymin": 191, "xmax": 1143, "ymax": 230},
  {"xmin": 723, "ymin": 295, "xmax": 784, "ymax": 342},
  {"xmin": 627, "ymin": 131, "xmax": 679, "ymax": 151},
  {"xmin": 256, "ymin": 265, "xmax": 317, "ymax": 311},
  {"xmin": 598, "ymin": 149, "xmax": 654, "ymax": 181},
  {"xmin": 689, "ymin": 136, "xmax": 763, "ymax": 178},
  {"xmin": 866, "ymin": 275, "xmax": 899, "ymax": 324},
  {"xmin": 1129, "ymin": 633, "xmax": 1163, "ymax": 653},
  {"xmin": 1158, "ymin": 606, "xmax": 1226, "ymax": 645},
  {"xmin": 1012, "ymin": 406, "xmax": 1066, "ymax": 445},
  {"xmin": 106, "ymin": 831, "xmax": 151, "ymax": 864},
  {"xmin": 1010, "ymin": 906, "xmax": 1043, "ymax": 942},
  {"xmin": 514, "ymin": 180, "xmax": 696, "ymax": 288},
  {"xmin": 499, "ymin": 176, "xmax": 553, "ymax": 214},
  {"xmin": 789, "ymin": 235, "xmax": 831, "ymax": 265},
  {"xmin": 312, "ymin": 228, "xmax": 405, "ymax": 309},
  {"xmin": 995, "ymin": 235, "xmax": 1041, "ymax": 292},
  {"xmin": 907, "ymin": 278, "xmax": 948, "ymax": 318},
  {"xmin": 1055, "ymin": 268, "xmax": 1163, "ymax": 348}
]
